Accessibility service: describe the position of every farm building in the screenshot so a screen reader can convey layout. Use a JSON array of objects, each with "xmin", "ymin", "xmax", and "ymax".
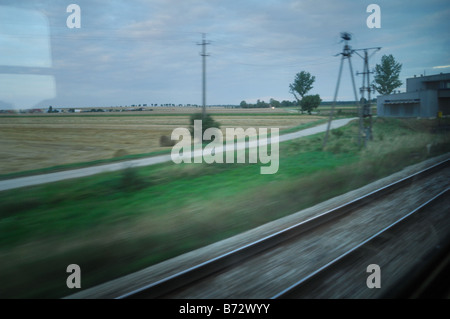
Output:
[{"xmin": 377, "ymin": 72, "xmax": 450, "ymax": 118}]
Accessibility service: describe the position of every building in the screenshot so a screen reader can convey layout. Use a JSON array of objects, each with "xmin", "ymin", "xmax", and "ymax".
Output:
[{"xmin": 377, "ymin": 73, "xmax": 450, "ymax": 118}]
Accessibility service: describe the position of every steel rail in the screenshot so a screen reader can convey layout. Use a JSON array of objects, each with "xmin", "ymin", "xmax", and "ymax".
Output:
[
  {"xmin": 271, "ymin": 187, "xmax": 449, "ymax": 299},
  {"xmin": 117, "ymin": 158, "xmax": 449, "ymax": 299}
]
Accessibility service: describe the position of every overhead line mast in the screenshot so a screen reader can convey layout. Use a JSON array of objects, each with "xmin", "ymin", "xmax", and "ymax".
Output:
[
  {"xmin": 323, "ymin": 32, "xmax": 359, "ymax": 148},
  {"xmin": 323, "ymin": 32, "xmax": 381, "ymax": 148},
  {"xmin": 354, "ymin": 47, "xmax": 381, "ymax": 144},
  {"xmin": 198, "ymin": 33, "xmax": 210, "ymax": 119}
]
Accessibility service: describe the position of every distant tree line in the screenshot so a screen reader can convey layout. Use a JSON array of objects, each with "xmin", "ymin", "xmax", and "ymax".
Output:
[
  {"xmin": 239, "ymin": 99, "xmax": 298, "ymax": 108},
  {"xmin": 47, "ymin": 106, "xmax": 59, "ymax": 113},
  {"xmin": 320, "ymin": 100, "xmax": 376, "ymax": 105},
  {"xmin": 239, "ymin": 54, "xmax": 402, "ymax": 113}
]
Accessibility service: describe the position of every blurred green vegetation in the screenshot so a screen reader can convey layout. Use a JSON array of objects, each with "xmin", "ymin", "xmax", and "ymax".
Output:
[{"xmin": 0, "ymin": 117, "xmax": 449, "ymax": 298}]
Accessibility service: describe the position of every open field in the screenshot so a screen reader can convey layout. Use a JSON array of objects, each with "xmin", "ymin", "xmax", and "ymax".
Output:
[
  {"xmin": 0, "ymin": 109, "xmax": 322, "ymax": 175},
  {"xmin": 0, "ymin": 116, "xmax": 449, "ymax": 298}
]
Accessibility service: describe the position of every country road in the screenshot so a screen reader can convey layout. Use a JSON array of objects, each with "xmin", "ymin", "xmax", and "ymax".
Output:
[{"xmin": 0, "ymin": 118, "xmax": 356, "ymax": 192}]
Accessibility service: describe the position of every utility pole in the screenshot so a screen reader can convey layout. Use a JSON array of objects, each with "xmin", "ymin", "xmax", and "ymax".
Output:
[
  {"xmin": 323, "ymin": 32, "xmax": 381, "ymax": 148},
  {"xmin": 323, "ymin": 32, "xmax": 359, "ymax": 148},
  {"xmin": 198, "ymin": 33, "xmax": 210, "ymax": 119},
  {"xmin": 355, "ymin": 47, "xmax": 381, "ymax": 145}
]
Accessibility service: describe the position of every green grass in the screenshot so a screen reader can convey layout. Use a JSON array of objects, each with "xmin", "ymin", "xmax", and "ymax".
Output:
[
  {"xmin": 0, "ymin": 148, "xmax": 172, "ymax": 181},
  {"xmin": 0, "ymin": 118, "xmax": 449, "ymax": 298}
]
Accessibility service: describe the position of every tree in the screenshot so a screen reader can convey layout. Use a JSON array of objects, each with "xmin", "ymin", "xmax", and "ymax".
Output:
[
  {"xmin": 300, "ymin": 94, "xmax": 322, "ymax": 114},
  {"xmin": 281, "ymin": 100, "xmax": 296, "ymax": 107},
  {"xmin": 256, "ymin": 99, "xmax": 269, "ymax": 108},
  {"xmin": 240, "ymin": 100, "xmax": 248, "ymax": 108},
  {"xmin": 269, "ymin": 98, "xmax": 281, "ymax": 108},
  {"xmin": 373, "ymin": 54, "xmax": 402, "ymax": 95},
  {"xmin": 289, "ymin": 71, "xmax": 315, "ymax": 104}
]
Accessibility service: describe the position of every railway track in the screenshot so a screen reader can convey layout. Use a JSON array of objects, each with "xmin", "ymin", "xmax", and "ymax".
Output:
[
  {"xmin": 273, "ymin": 188, "xmax": 450, "ymax": 298},
  {"xmin": 115, "ymin": 158, "xmax": 449, "ymax": 299}
]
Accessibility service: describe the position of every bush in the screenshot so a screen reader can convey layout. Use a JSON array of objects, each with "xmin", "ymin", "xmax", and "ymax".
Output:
[
  {"xmin": 331, "ymin": 129, "xmax": 344, "ymax": 139},
  {"xmin": 159, "ymin": 135, "xmax": 175, "ymax": 147},
  {"xmin": 189, "ymin": 113, "xmax": 221, "ymax": 142},
  {"xmin": 300, "ymin": 94, "xmax": 322, "ymax": 114},
  {"xmin": 118, "ymin": 167, "xmax": 149, "ymax": 191}
]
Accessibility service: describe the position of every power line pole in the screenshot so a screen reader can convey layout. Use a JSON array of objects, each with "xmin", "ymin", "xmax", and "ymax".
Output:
[
  {"xmin": 323, "ymin": 32, "xmax": 381, "ymax": 149},
  {"xmin": 323, "ymin": 32, "xmax": 359, "ymax": 148},
  {"xmin": 355, "ymin": 47, "xmax": 381, "ymax": 145},
  {"xmin": 198, "ymin": 33, "xmax": 210, "ymax": 119}
]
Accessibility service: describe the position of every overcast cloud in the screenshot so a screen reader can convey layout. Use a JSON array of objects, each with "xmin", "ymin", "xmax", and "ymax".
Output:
[{"xmin": 0, "ymin": 0, "xmax": 449, "ymax": 109}]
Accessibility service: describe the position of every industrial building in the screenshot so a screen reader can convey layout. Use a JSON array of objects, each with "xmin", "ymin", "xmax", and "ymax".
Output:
[{"xmin": 377, "ymin": 72, "xmax": 450, "ymax": 118}]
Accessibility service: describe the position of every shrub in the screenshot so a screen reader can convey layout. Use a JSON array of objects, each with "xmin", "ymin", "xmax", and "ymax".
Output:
[
  {"xmin": 118, "ymin": 167, "xmax": 149, "ymax": 191},
  {"xmin": 331, "ymin": 129, "xmax": 344, "ymax": 139},
  {"xmin": 300, "ymin": 94, "xmax": 322, "ymax": 114},
  {"xmin": 189, "ymin": 113, "xmax": 221, "ymax": 142},
  {"xmin": 159, "ymin": 135, "xmax": 175, "ymax": 147}
]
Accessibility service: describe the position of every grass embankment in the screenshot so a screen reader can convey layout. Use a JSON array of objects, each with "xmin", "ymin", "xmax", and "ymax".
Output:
[{"xmin": 0, "ymin": 118, "xmax": 449, "ymax": 298}]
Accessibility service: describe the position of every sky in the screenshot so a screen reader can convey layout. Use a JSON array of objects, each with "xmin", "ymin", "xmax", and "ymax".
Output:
[{"xmin": 0, "ymin": 0, "xmax": 449, "ymax": 109}]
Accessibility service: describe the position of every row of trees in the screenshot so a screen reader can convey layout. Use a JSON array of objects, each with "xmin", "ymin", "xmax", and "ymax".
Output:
[
  {"xmin": 239, "ymin": 71, "xmax": 322, "ymax": 114},
  {"xmin": 239, "ymin": 99, "xmax": 298, "ymax": 109},
  {"xmin": 239, "ymin": 54, "xmax": 403, "ymax": 113},
  {"xmin": 287, "ymin": 54, "xmax": 402, "ymax": 113}
]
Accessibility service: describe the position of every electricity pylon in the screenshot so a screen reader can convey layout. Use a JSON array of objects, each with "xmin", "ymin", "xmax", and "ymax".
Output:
[
  {"xmin": 323, "ymin": 32, "xmax": 381, "ymax": 148},
  {"xmin": 323, "ymin": 32, "xmax": 359, "ymax": 148},
  {"xmin": 354, "ymin": 47, "xmax": 381, "ymax": 144}
]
